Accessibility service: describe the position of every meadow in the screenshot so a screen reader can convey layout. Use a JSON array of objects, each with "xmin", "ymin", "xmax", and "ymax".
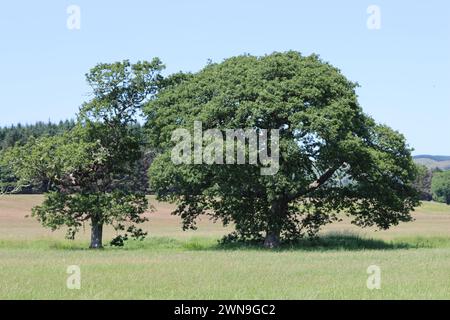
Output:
[{"xmin": 0, "ymin": 195, "xmax": 450, "ymax": 299}]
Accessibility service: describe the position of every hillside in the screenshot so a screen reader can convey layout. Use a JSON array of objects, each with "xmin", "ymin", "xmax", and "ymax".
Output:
[{"xmin": 413, "ymin": 155, "xmax": 450, "ymax": 170}]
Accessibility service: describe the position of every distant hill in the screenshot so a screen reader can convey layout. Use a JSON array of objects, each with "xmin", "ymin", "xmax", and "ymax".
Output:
[{"xmin": 413, "ymin": 155, "xmax": 450, "ymax": 171}]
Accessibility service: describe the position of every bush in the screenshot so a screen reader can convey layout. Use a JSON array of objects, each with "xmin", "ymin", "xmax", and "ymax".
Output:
[{"xmin": 431, "ymin": 170, "xmax": 450, "ymax": 205}]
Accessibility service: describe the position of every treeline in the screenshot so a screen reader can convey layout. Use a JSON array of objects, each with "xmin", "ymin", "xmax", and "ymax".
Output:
[
  {"xmin": 0, "ymin": 120, "xmax": 153, "ymax": 193},
  {"xmin": 0, "ymin": 120, "xmax": 76, "ymax": 151},
  {"xmin": 414, "ymin": 164, "xmax": 450, "ymax": 204},
  {"xmin": 0, "ymin": 121, "xmax": 73, "ymax": 192}
]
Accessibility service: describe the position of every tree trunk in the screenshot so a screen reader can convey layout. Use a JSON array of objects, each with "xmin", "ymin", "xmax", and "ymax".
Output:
[
  {"xmin": 264, "ymin": 199, "xmax": 287, "ymax": 249},
  {"xmin": 264, "ymin": 231, "xmax": 280, "ymax": 248},
  {"xmin": 90, "ymin": 220, "xmax": 103, "ymax": 249}
]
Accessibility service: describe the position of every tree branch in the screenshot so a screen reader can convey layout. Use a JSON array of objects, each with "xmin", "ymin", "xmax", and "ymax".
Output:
[
  {"xmin": 0, "ymin": 183, "xmax": 32, "ymax": 196},
  {"xmin": 289, "ymin": 163, "xmax": 342, "ymax": 201}
]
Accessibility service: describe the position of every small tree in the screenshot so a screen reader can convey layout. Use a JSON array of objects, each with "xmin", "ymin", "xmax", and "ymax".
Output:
[
  {"xmin": 145, "ymin": 52, "xmax": 419, "ymax": 248},
  {"xmin": 2, "ymin": 59, "xmax": 164, "ymax": 248},
  {"xmin": 431, "ymin": 170, "xmax": 450, "ymax": 205}
]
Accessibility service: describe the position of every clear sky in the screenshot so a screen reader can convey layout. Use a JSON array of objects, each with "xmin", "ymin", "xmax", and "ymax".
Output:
[{"xmin": 0, "ymin": 0, "xmax": 449, "ymax": 155}]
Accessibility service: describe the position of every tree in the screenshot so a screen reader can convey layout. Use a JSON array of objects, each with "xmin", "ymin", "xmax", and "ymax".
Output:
[
  {"xmin": 0, "ymin": 120, "xmax": 76, "ymax": 152},
  {"xmin": 2, "ymin": 59, "xmax": 164, "ymax": 248},
  {"xmin": 145, "ymin": 51, "xmax": 419, "ymax": 248},
  {"xmin": 0, "ymin": 161, "xmax": 18, "ymax": 193},
  {"xmin": 431, "ymin": 170, "xmax": 450, "ymax": 205},
  {"xmin": 413, "ymin": 164, "xmax": 433, "ymax": 201},
  {"xmin": 0, "ymin": 120, "xmax": 77, "ymax": 193}
]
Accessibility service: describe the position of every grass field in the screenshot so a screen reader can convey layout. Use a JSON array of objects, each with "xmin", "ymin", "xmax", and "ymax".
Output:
[{"xmin": 1, "ymin": 195, "xmax": 450, "ymax": 299}]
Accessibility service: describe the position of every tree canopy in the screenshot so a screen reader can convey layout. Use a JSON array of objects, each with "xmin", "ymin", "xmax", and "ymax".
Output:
[
  {"xmin": 0, "ymin": 120, "xmax": 76, "ymax": 152},
  {"xmin": 2, "ymin": 59, "xmax": 164, "ymax": 248},
  {"xmin": 145, "ymin": 51, "xmax": 420, "ymax": 248},
  {"xmin": 0, "ymin": 120, "xmax": 76, "ymax": 193},
  {"xmin": 431, "ymin": 170, "xmax": 450, "ymax": 205},
  {"xmin": 413, "ymin": 164, "xmax": 433, "ymax": 201}
]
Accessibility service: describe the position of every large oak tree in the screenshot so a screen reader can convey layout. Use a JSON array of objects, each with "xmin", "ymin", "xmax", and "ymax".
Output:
[{"xmin": 145, "ymin": 51, "xmax": 419, "ymax": 248}]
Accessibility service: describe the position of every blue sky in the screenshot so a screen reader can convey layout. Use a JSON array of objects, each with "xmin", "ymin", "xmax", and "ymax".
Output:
[{"xmin": 0, "ymin": 0, "xmax": 449, "ymax": 155}]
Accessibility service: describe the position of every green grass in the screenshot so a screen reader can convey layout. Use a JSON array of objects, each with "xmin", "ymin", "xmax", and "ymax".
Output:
[
  {"xmin": 1, "ymin": 236, "xmax": 450, "ymax": 299},
  {"xmin": 1, "ymin": 196, "xmax": 450, "ymax": 299}
]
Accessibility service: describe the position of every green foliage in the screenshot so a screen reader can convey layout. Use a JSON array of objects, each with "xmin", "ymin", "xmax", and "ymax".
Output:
[
  {"xmin": 0, "ymin": 162, "xmax": 17, "ymax": 193},
  {"xmin": 2, "ymin": 59, "xmax": 164, "ymax": 248},
  {"xmin": 0, "ymin": 120, "xmax": 75, "ymax": 152},
  {"xmin": 145, "ymin": 51, "xmax": 420, "ymax": 247},
  {"xmin": 79, "ymin": 58, "xmax": 164, "ymax": 125},
  {"xmin": 431, "ymin": 170, "xmax": 450, "ymax": 205},
  {"xmin": 0, "ymin": 120, "xmax": 76, "ymax": 193},
  {"xmin": 32, "ymin": 191, "xmax": 149, "ymax": 241},
  {"xmin": 1, "ymin": 132, "xmax": 100, "ymax": 192},
  {"xmin": 0, "ymin": 121, "xmax": 153, "ymax": 194},
  {"xmin": 413, "ymin": 164, "xmax": 433, "ymax": 201}
]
